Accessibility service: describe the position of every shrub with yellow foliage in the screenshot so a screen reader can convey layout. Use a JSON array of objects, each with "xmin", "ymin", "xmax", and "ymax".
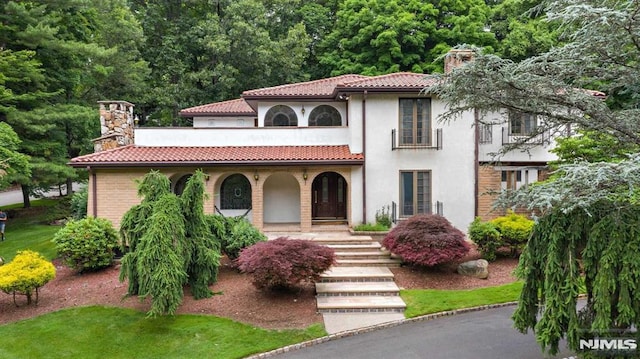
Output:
[{"xmin": 0, "ymin": 250, "xmax": 56, "ymax": 305}]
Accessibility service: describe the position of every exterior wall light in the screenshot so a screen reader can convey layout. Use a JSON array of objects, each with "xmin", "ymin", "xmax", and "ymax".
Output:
[{"xmin": 253, "ymin": 171, "xmax": 259, "ymax": 182}]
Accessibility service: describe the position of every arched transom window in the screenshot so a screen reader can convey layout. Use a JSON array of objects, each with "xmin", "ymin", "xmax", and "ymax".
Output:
[
  {"xmin": 220, "ymin": 174, "xmax": 252, "ymax": 209},
  {"xmin": 173, "ymin": 174, "xmax": 192, "ymax": 195},
  {"xmin": 309, "ymin": 105, "xmax": 342, "ymax": 126},
  {"xmin": 264, "ymin": 105, "xmax": 298, "ymax": 126}
]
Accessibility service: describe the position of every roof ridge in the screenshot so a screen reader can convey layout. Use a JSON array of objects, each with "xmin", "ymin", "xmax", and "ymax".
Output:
[{"xmin": 242, "ymin": 74, "xmax": 369, "ymax": 96}]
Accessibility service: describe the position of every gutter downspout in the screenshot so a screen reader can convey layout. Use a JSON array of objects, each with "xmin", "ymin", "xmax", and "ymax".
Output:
[
  {"xmin": 89, "ymin": 166, "xmax": 97, "ymax": 217},
  {"xmin": 474, "ymin": 109, "xmax": 480, "ymax": 217},
  {"xmin": 362, "ymin": 90, "xmax": 368, "ymax": 223}
]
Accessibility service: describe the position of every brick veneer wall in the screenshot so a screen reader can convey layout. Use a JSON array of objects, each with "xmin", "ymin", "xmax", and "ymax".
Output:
[
  {"xmin": 477, "ymin": 165, "xmax": 504, "ymax": 221},
  {"xmin": 89, "ymin": 166, "xmax": 352, "ymax": 231}
]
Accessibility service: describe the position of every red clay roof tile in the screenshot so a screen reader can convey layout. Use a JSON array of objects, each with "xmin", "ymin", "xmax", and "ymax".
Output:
[
  {"xmin": 337, "ymin": 72, "xmax": 437, "ymax": 91},
  {"xmin": 179, "ymin": 99, "xmax": 255, "ymax": 117},
  {"xmin": 70, "ymin": 145, "xmax": 364, "ymax": 167},
  {"xmin": 242, "ymin": 74, "xmax": 368, "ymax": 98}
]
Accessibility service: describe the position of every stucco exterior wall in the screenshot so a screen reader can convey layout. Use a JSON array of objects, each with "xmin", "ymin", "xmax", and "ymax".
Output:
[
  {"xmin": 193, "ymin": 116, "xmax": 255, "ymax": 128},
  {"xmin": 361, "ymin": 93, "xmax": 477, "ymax": 232},
  {"xmin": 135, "ymin": 127, "xmax": 352, "ymax": 147}
]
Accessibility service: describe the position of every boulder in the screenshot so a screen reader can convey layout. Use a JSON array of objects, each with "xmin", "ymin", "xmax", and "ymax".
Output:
[{"xmin": 457, "ymin": 259, "xmax": 489, "ymax": 279}]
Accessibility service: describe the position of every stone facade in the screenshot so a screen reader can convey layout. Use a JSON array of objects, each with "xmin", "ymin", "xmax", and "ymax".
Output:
[
  {"xmin": 93, "ymin": 101, "xmax": 135, "ymax": 152},
  {"xmin": 444, "ymin": 49, "xmax": 474, "ymax": 74}
]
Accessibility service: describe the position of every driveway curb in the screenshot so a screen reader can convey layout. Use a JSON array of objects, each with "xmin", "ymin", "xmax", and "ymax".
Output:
[{"xmin": 244, "ymin": 301, "xmax": 520, "ymax": 358}]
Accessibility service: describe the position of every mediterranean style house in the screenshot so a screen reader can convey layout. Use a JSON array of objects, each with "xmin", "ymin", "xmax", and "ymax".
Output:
[{"xmin": 70, "ymin": 50, "xmax": 569, "ymax": 232}]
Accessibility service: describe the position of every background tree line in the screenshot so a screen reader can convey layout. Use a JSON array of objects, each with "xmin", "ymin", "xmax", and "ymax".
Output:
[{"xmin": 1, "ymin": 0, "xmax": 556, "ymax": 206}]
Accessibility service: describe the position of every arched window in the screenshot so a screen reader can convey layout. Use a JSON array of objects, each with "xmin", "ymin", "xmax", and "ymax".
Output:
[
  {"xmin": 264, "ymin": 105, "xmax": 297, "ymax": 126},
  {"xmin": 309, "ymin": 105, "xmax": 342, "ymax": 126},
  {"xmin": 220, "ymin": 174, "xmax": 252, "ymax": 209},
  {"xmin": 173, "ymin": 174, "xmax": 192, "ymax": 195}
]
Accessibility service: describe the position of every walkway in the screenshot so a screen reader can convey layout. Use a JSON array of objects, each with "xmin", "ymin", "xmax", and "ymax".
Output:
[{"xmin": 266, "ymin": 231, "xmax": 405, "ymax": 334}]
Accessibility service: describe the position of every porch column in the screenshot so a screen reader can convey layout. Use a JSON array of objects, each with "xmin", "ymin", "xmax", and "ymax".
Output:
[
  {"xmin": 299, "ymin": 171, "xmax": 312, "ymax": 232},
  {"xmin": 252, "ymin": 174, "xmax": 264, "ymax": 231}
]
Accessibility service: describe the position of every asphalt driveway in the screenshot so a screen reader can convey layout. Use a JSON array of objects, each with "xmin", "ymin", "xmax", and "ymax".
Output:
[{"xmin": 274, "ymin": 304, "xmax": 576, "ymax": 359}]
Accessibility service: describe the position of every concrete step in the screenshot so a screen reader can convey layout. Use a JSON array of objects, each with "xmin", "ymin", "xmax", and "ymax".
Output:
[
  {"xmin": 335, "ymin": 258, "xmax": 402, "ymax": 267},
  {"xmin": 316, "ymin": 281, "xmax": 400, "ymax": 296},
  {"xmin": 334, "ymin": 250, "xmax": 391, "ymax": 260},
  {"xmin": 312, "ymin": 236, "xmax": 375, "ymax": 245},
  {"xmin": 320, "ymin": 266, "xmax": 396, "ymax": 282},
  {"xmin": 326, "ymin": 242, "xmax": 382, "ymax": 252},
  {"xmin": 316, "ymin": 295, "xmax": 406, "ymax": 313}
]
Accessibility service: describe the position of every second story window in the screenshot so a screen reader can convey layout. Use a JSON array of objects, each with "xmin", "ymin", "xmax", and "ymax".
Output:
[
  {"xmin": 509, "ymin": 111, "xmax": 537, "ymax": 136},
  {"xmin": 309, "ymin": 105, "xmax": 342, "ymax": 126},
  {"xmin": 399, "ymin": 98, "xmax": 431, "ymax": 146},
  {"xmin": 265, "ymin": 105, "xmax": 298, "ymax": 126}
]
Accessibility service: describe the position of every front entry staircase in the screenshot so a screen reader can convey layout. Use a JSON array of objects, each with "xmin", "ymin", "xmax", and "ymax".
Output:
[{"xmin": 312, "ymin": 235, "xmax": 406, "ymax": 334}]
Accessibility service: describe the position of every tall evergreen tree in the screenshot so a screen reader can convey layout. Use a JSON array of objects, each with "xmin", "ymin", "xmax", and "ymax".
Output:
[
  {"xmin": 427, "ymin": 0, "xmax": 640, "ymax": 356},
  {"xmin": 120, "ymin": 170, "xmax": 222, "ymax": 315},
  {"xmin": 0, "ymin": 0, "xmax": 148, "ymax": 206}
]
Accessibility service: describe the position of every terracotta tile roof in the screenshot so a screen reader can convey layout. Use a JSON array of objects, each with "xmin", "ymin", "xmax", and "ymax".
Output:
[
  {"xmin": 70, "ymin": 145, "xmax": 364, "ymax": 167},
  {"xmin": 337, "ymin": 72, "xmax": 437, "ymax": 91},
  {"xmin": 242, "ymin": 74, "xmax": 368, "ymax": 98},
  {"xmin": 179, "ymin": 99, "xmax": 255, "ymax": 117}
]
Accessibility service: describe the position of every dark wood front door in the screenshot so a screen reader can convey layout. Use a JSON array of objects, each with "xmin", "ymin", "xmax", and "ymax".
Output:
[{"xmin": 312, "ymin": 172, "xmax": 346, "ymax": 219}]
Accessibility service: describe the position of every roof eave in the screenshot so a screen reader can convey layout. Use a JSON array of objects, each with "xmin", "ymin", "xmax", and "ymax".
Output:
[
  {"xmin": 178, "ymin": 111, "xmax": 256, "ymax": 117},
  {"xmin": 335, "ymin": 86, "xmax": 428, "ymax": 94},
  {"xmin": 241, "ymin": 94, "xmax": 337, "ymax": 101},
  {"xmin": 69, "ymin": 159, "xmax": 364, "ymax": 168}
]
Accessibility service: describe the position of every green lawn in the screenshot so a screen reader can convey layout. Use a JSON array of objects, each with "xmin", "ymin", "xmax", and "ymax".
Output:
[
  {"xmin": 1, "ymin": 199, "xmax": 61, "ymax": 261},
  {"xmin": 401, "ymin": 282, "xmax": 524, "ymax": 318},
  {"xmin": 0, "ymin": 199, "xmax": 326, "ymax": 358},
  {"xmin": 0, "ymin": 306, "xmax": 325, "ymax": 359}
]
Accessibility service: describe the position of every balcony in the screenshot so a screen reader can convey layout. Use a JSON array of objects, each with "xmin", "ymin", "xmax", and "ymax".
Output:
[
  {"xmin": 391, "ymin": 128, "xmax": 443, "ymax": 150},
  {"xmin": 501, "ymin": 127, "xmax": 550, "ymax": 146},
  {"xmin": 391, "ymin": 201, "xmax": 444, "ymax": 223}
]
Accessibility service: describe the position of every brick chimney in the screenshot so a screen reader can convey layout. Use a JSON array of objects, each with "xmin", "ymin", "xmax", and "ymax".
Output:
[
  {"xmin": 93, "ymin": 101, "xmax": 136, "ymax": 152},
  {"xmin": 444, "ymin": 49, "xmax": 474, "ymax": 74}
]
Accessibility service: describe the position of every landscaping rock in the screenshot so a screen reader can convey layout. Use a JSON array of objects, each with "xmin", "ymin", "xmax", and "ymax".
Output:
[{"xmin": 457, "ymin": 259, "xmax": 489, "ymax": 279}]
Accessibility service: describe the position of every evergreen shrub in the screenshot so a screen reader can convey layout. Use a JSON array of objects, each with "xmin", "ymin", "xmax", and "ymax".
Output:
[
  {"xmin": 468, "ymin": 217, "xmax": 502, "ymax": 261},
  {"xmin": 53, "ymin": 217, "xmax": 118, "ymax": 272},
  {"xmin": 70, "ymin": 186, "xmax": 88, "ymax": 219},
  {"xmin": 237, "ymin": 237, "xmax": 336, "ymax": 290},
  {"xmin": 382, "ymin": 214, "xmax": 470, "ymax": 267},
  {"xmin": 490, "ymin": 211, "xmax": 534, "ymax": 255},
  {"xmin": 205, "ymin": 215, "xmax": 266, "ymax": 260},
  {"xmin": 0, "ymin": 250, "xmax": 56, "ymax": 305}
]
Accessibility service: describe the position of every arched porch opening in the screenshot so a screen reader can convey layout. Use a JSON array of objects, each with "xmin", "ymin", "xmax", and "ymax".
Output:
[{"xmin": 263, "ymin": 172, "xmax": 301, "ymax": 224}]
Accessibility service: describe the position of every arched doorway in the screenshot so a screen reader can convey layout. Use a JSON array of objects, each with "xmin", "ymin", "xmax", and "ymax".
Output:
[{"xmin": 312, "ymin": 172, "xmax": 347, "ymax": 220}]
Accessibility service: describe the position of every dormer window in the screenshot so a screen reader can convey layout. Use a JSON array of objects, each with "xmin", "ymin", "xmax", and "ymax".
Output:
[
  {"xmin": 264, "ymin": 105, "xmax": 298, "ymax": 126},
  {"xmin": 509, "ymin": 111, "xmax": 537, "ymax": 136},
  {"xmin": 309, "ymin": 105, "xmax": 342, "ymax": 126}
]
